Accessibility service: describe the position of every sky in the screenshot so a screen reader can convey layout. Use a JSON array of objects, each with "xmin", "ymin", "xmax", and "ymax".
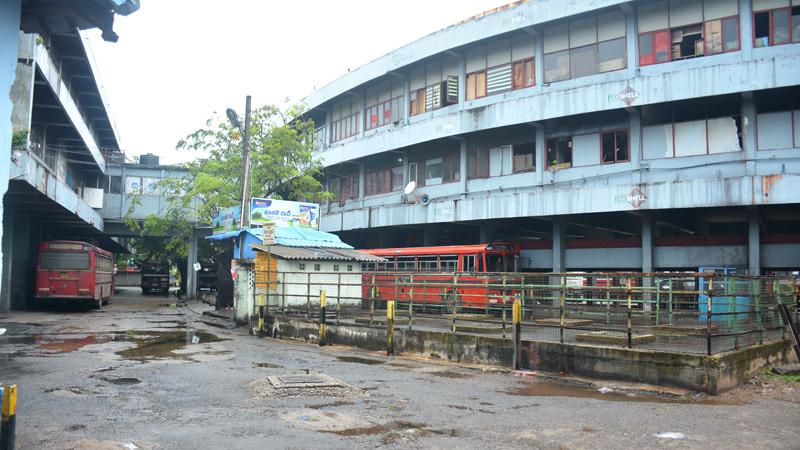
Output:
[{"xmin": 86, "ymin": 0, "xmax": 508, "ymax": 165}]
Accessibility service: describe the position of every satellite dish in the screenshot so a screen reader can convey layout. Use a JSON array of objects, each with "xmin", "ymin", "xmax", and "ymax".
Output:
[{"xmin": 403, "ymin": 181, "xmax": 416, "ymax": 195}]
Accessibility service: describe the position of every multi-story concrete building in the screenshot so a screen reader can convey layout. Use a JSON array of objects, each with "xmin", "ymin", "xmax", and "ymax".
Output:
[{"xmin": 303, "ymin": 0, "xmax": 800, "ymax": 275}]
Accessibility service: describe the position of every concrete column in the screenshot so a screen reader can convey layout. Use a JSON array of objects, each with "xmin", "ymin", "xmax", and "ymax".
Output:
[
  {"xmin": 0, "ymin": 1, "xmax": 22, "ymax": 312},
  {"xmin": 403, "ymin": 76, "xmax": 411, "ymax": 123},
  {"xmin": 187, "ymin": 229, "xmax": 200, "ymax": 299},
  {"xmin": 423, "ymin": 227, "xmax": 436, "ymax": 246},
  {"xmin": 0, "ymin": 204, "xmax": 13, "ymax": 313},
  {"xmin": 11, "ymin": 33, "xmax": 35, "ymax": 140},
  {"xmin": 480, "ymin": 223, "xmax": 496, "ymax": 243},
  {"xmin": 552, "ymin": 219, "xmax": 566, "ymax": 273},
  {"xmin": 641, "ymin": 213, "xmax": 655, "ymax": 313},
  {"xmin": 359, "ymin": 93, "xmax": 365, "ymax": 138},
  {"xmin": 533, "ymin": 32, "xmax": 544, "ymax": 91},
  {"xmin": 747, "ymin": 206, "xmax": 761, "ymax": 276},
  {"xmin": 739, "ymin": 0, "xmax": 754, "ymax": 59},
  {"xmin": 625, "ymin": 10, "xmax": 637, "ymax": 77},
  {"xmin": 457, "ymin": 52, "xmax": 466, "ymax": 104},
  {"xmin": 357, "ymin": 162, "xmax": 365, "ymax": 208},
  {"xmin": 459, "ymin": 138, "xmax": 468, "ymax": 193},
  {"xmin": 741, "ymin": 92, "xmax": 757, "ymax": 176},
  {"xmin": 534, "ymin": 123, "xmax": 545, "ymax": 186}
]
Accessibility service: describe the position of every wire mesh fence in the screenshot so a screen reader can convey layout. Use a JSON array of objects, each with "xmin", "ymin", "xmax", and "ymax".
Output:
[{"xmin": 252, "ymin": 269, "xmax": 798, "ymax": 356}]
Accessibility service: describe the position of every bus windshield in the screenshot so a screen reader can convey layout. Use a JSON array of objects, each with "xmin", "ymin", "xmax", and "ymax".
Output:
[
  {"xmin": 486, "ymin": 254, "xmax": 514, "ymax": 272},
  {"xmin": 40, "ymin": 252, "xmax": 90, "ymax": 270},
  {"xmin": 143, "ymin": 263, "xmax": 169, "ymax": 274}
]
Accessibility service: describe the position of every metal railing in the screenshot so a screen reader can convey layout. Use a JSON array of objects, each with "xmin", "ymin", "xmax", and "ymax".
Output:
[{"xmin": 252, "ymin": 270, "xmax": 798, "ymax": 356}]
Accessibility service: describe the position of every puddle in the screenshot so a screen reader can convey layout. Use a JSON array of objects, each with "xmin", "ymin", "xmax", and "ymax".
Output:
[
  {"xmin": 331, "ymin": 421, "xmax": 459, "ymax": 438},
  {"xmin": 115, "ymin": 330, "xmax": 226, "ymax": 361},
  {"xmin": 336, "ymin": 356, "xmax": 385, "ymax": 365},
  {"xmin": 68, "ymin": 424, "xmax": 86, "ymax": 431},
  {"xmin": 306, "ymin": 400, "xmax": 355, "ymax": 409},
  {"xmin": 100, "ymin": 377, "xmax": 141, "ymax": 385},
  {"xmin": 430, "ymin": 370, "xmax": 472, "ymax": 379},
  {"xmin": 504, "ymin": 381, "xmax": 739, "ymax": 405},
  {"xmin": 253, "ymin": 363, "xmax": 284, "ymax": 369}
]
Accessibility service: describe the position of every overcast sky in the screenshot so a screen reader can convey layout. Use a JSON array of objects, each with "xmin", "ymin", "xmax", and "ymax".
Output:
[{"xmin": 86, "ymin": 0, "xmax": 506, "ymax": 165}]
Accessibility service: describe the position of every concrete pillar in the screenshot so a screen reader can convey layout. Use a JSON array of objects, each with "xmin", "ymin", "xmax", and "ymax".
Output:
[
  {"xmin": 11, "ymin": 33, "xmax": 35, "ymax": 139},
  {"xmin": 739, "ymin": 0, "xmax": 754, "ymax": 59},
  {"xmin": 747, "ymin": 206, "xmax": 761, "ymax": 276},
  {"xmin": 624, "ymin": 9, "xmax": 637, "ymax": 77},
  {"xmin": 741, "ymin": 92, "xmax": 757, "ymax": 176},
  {"xmin": 533, "ymin": 32, "xmax": 544, "ymax": 91},
  {"xmin": 641, "ymin": 213, "xmax": 655, "ymax": 313},
  {"xmin": 641, "ymin": 214, "xmax": 655, "ymax": 273},
  {"xmin": 357, "ymin": 162, "xmax": 365, "ymax": 207},
  {"xmin": 0, "ymin": 204, "xmax": 13, "ymax": 313},
  {"xmin": 459, "ymin": 138, "xmax": 467, "ymax": 193},
  {"xmin": 186, "ymin": 229, "xmax": 200, "ymax": 299},
  {"xmin": 403, "ymin": 76, "xmax": 411, "ymax": 123},
  {"xmin": 457, "ymin": 51, "xmax": 466, "ymax": 104},
  {"xmin": 423, "ymin": 227, "xmax": 436, "ymax": 246},
  {"xmin": 0, "ymin": 0, "xmax": 22, "ymax": 312},
  {"xmin": 552, "ymin": 218, "xmax": 566, "ymax": 273},
  {"xmin": 534, "ymin": 123, "xmax": 545, "ymax": 186},
  {"xmin": 480, "ymin": 223, "xmax": 496, "ymax": 243}
]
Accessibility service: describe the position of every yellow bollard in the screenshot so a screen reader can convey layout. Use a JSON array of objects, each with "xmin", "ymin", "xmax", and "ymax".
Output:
[
  {"xmin": 319, "ymin": 290, "xmax": 327, "ymax": 346},
  {"xmin": 1, "ymin": 384, "xmax": 17, "ymax": 450},
  {"xmin": 387, "ymin": 300, "xmax": 395, "ymax": 356},
  {"xmin": 512, "ymin": 300, "xmax": 522, "ymax": 370}
]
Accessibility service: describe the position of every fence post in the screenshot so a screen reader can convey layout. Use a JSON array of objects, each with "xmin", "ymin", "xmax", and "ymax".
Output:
[
  {"xmin": 369, "ymin": 273, "xmax": 376, "ymax": 327},
  {"xmin": 386, "ymin": 300, "xmax": 395, "ymax": 356},
  {"xmin": 707, "ymin": 274, "xmax": 714, "ymax": 356},
  {"xmin": 256, "ymin": 293, "xmax": 266, "ymax": 338},
  {"xmin": 668, "ymin": 278, "xmax": 674, "ymax": 324},
  {"xmin": 336, "ymin": 274, "xmax": 341, "ymax": 325},
  {"xmin": 319, "ymin": 290, "xmax": 327, "ymax": 347},
  {"xmin": 559, "ymin": 275, "xmax": 566, "ymax": 344},
  {"xmin": 605, "ymin": 281, "xmax": 611, "ymax": 325},
  {"xmin": 1, "ymin": 384, "xmax": 17, "ymax": 450},
  {"xmin": 306, "ymin": 272, "xmax": 311, "ymax": 319},
  {"xmin": 753, "ymin": 279, "xmax": 763, "ymax": 345},
  {"xmin": 627, "ymin": 277, "xmax": 633, "ymax": 349},
  {"xmin": 655, "ymin": 276, "xmax": 661, "ymax": 326},
  {"xmin": 512, "ymin": 299, "xmax": 522, "ymax": 370},
  {"xmin": 408, "ymin": 274, "xmax": 414, "ymax": 330}
]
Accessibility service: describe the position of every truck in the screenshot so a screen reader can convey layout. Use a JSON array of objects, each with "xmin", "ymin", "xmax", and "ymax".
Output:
[
  {"xmin": 141, "ymin": 262, "xmax": 170, "ymax": 295},
  {"xmin": 198, "ymin": 263, "xmax": 217, "ymax": 292}
]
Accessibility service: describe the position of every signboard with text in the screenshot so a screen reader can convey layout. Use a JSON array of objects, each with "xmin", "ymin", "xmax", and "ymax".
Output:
[
  {"xmin": 250, "ymin": 198, "xmax": 319, "ymax": 229},
  {"xmin": 211, "ymin": 205, "xmax": 241, "ymax": 234}
]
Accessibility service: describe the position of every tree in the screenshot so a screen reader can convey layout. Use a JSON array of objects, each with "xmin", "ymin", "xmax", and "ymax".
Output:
[{"xmin": 125, "ymin": 102, "xmax": 327, "ymax": 295}]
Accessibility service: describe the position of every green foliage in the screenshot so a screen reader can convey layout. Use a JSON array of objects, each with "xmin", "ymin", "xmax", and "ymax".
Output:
[{"xmin": 11, "ymin": 130, "xmax": 28, "ymax": 149}]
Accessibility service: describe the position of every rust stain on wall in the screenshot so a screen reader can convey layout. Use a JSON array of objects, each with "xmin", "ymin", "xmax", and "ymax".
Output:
[{"xmin": 754, "ymin": 175, "xmax": 782, "ymax": 204}]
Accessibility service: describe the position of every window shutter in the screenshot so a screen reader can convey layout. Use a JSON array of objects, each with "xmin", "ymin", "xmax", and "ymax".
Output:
[
  {"xmin": 426, "ymin": 83, "xmax": 441, "ymax": 110},
  {"xmin": 445, "ymin": 76, "xmax": 459, "ymax": 105},
  {"xmin": 486, "ymin": 64, "xmax": 512, "ymax": 95}
]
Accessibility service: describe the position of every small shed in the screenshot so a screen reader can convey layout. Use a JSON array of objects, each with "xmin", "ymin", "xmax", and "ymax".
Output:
[{"xmin": 251, "ymin": 244, "xmax": 383, "ymax": 311}]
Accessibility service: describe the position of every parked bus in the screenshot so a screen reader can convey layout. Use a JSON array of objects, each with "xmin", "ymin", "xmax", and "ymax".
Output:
[
  {"xmin": 141, "ymin": 261, "xmax": 170, "ymax": 295},
  {"xmin": 359, "ymin": 243, "xmax": 521, "ymax": 311},
  {"xmin": 35, "ymin": 240, "xmax": 113, "ymax": 308}
]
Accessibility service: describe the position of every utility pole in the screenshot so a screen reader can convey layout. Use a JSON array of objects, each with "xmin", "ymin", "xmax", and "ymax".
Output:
[{"xmin": 240, "ymin": 95, "xmax": 252, "ymax": 229}]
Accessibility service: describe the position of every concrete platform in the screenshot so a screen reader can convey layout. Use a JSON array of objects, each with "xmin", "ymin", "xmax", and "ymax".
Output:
[{"xmin": 575, "ymin": 331, "xmax": 656, "ymax": 346}]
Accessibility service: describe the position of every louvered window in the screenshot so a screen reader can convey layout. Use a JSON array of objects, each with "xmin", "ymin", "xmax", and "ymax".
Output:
[{"xmin": 486, "ymin": 64, "xmax": 512, "ymax": 95}]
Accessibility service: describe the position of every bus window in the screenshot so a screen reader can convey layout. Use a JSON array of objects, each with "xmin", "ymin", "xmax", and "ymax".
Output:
[
  {"xmin": 397, "ymin": 256, "xmax": 416, "ymax": 272},
  {"xmin": 418, "ymin": 256, "xmax": 438, "ymax": 272},
  {"xmin": 476, "ymin": 254, "xmax": 484, "ymax": 272},
  {"xmin": 486, "ymin": 254, "xmax": 504, "ymax": 272},
  {"xmin": 40, "ymin": 252, "xmax": 90, "ymax": 270},
  {"xmin": 440, "ymin": 255, "xmax": 457, "ymax": 272},
  {"xmin": 463, "ymin": 255, "xmax": 476, "ymax": 272}
]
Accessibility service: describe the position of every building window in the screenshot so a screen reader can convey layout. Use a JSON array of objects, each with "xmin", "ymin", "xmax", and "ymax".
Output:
[
  {"xmin": 365, "ymin": 79, "xmax": 404, "ymax": 130},
  {"xmin": 512, "ymin": 142, "xmax": 536, "ymax": 172},
  {"xmin": 637, "ymin": 0, "xmax": 740, "ymax": 66},
  {"xmin": 330, "ymin": 112, "xmax": 359, "ymax": 143},
  {"xmin": 466, "ymin": 71, "xmax": 488, "ymax": 100},
  {"xmin": 333, "ymin": 264, "xmax": 339, "ymax": 272},
  {"xmin": 408, "ymin": 162, "xmax": 418, "ymax": 185},
  {"xmin": 543, "ymin": 11, "xmax": 626, "ymax": 83},
  {"xmin": 467, "ymin": 36, "xmax": 535, "ymax": 100},
  {"xmin": 347, "ymin": 265, "xmax": 353, "ymax": 271},
  {"xmin": 365, "ymin": 165, "xmax": 403, "ymax": 196},
  {"xmin": 467, "ymin": 146, "xmax": 491, "ymax": 179},
  {"xmin": 753, "ymin": 1, "xmax": 800, "ymax": 47},
  {"xmin": 418, "ymin": 151, "xmax": 459, "ymax": 186},
  {"xmin": 409, "ymin": 60, "xmax": 459, "ymax": 115},
  {"xmin": 642, "ymin": 97, "xmax": 743, "ymax": 159},
  {"xmin": 754, "ymin": 88, "xmax": 800, "ymax": 150},
  {"xmin": 601, "ymin": 130, "xmax": 630, "ymax": 164},
  {"xmin": 314, "ymin": 264, "xmax": 321, "ymax": 271},
  {"xmin": 546, "ymin": 137, "xmax": 573, "ymax": 168},
  {"xmin": 512, "ymin": 59, "xmax": 535, "ymax": 90},
  {"xmin": 329, "ymin": 173, "xmax": 359, "ymax": 206},
  {"xmin": 125, "ymin": 176, "xmax": 142, "ymax": 194},
  {"xmin": 298, "ymin": 263, "xmax": 306, "ymax": 271},
  {"xmin": 108, "ymin": 176, "xmax": 122, "ymax": 194}
]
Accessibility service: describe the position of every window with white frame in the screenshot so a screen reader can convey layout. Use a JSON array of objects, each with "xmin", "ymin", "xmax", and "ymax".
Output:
[{"xmin": 543, "ymin": 11, "xmax": 627, "ymax": 83}]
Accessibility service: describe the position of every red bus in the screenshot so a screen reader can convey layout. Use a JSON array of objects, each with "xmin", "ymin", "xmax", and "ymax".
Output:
[
  {"xmin": 360, "ymin": 243, "xmax": 521, "ymax": 311},
  {"xmin": 35, "ymin": 240, "xmax": 114, "ymax": 308}
]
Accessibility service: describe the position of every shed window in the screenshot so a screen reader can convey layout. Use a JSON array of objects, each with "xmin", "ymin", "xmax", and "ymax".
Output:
[
  {"xmin": 333, "ymin": 264, "xmax": 339, "ymax": 271},
  {"xmin": 298, "ymin": 263, "xmax": 305, "ymax": 271},
  {"xmin": 347, "ymin": 265, "xmax": 353, "ymax": 271},
  {"xmin": 314, "ymin": 264, "xmax": 320, "ymax": 271}
]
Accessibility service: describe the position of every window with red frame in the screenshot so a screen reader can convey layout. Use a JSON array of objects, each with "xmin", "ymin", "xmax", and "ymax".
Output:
[
  {"xmin": 467, "ymin": 147, "xmax": 490, "ymax": 179},
  {"xmin": 365, "ymin": 165, "xmax": 403, "ymax": 196},
  {"xmin": 330, "ymin": 112, "xmax": 359, "ymax": 143},
  {"xmin": 512, "ymin": 59, "xmax": 535, "ymax": 90},
  {"xmin": 753, "ymin": 4, "xmax": 800, "ymax": 47},
  {"xmin": 329, "ymin": 174, "xmax": 359, "ymax": 206}
]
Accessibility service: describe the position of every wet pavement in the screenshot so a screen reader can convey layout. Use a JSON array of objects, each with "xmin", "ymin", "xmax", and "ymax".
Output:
[{"xmin": 0, "ymin": 287, "xmax": 798, "ymax": 449}]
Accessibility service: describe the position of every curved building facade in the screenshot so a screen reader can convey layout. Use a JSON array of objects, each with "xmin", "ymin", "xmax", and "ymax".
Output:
[{"xmin": 302, "ymin": 0, "xmax": 800, "ymax": 275}]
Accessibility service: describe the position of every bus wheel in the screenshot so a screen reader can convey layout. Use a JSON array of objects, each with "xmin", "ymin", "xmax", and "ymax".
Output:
[{"xmin": 91, "ymin": 298, "xmax": 102, "ymax": 309}]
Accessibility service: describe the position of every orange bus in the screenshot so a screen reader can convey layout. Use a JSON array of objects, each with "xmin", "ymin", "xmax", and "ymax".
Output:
[
  {"xmin": 35, "ymin": 240, "xmax": 114, "ymax": 309},
  {"xmin": 359, "ymin": 243, "xmax": 521, "ymax": 311}
]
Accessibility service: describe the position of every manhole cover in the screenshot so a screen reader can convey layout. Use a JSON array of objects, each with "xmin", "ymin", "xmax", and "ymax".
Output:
[{"xmin": 268, "ymin": 374, "xmax": 343, "ymax": 389}]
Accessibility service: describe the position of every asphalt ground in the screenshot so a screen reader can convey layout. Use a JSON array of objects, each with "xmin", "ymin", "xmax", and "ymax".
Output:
[{"xmin": 0, "ymin": 287, "xmax": 798, "ymax": 450}]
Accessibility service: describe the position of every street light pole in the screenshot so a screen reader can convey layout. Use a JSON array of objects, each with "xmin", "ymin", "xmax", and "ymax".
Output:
[{"xmin": 240, "ymin": 95, "xmax": 252, "ymax": 229}]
